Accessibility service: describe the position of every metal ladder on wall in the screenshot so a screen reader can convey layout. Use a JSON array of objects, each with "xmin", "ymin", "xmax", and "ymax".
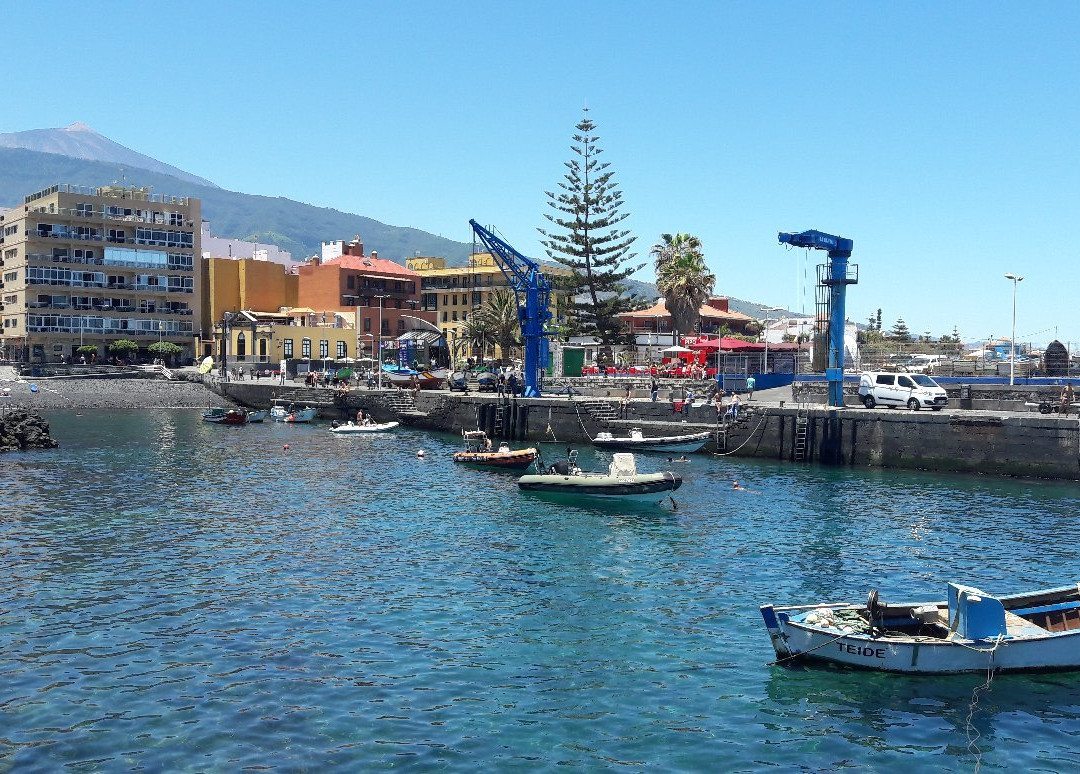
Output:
[
  {"xmin": 493, "ymin": 404, "xmax": 506, "ymax": 437},
  {"xmin": 793, "ymin": 406, "xmax": 810, "ymax": 461}
]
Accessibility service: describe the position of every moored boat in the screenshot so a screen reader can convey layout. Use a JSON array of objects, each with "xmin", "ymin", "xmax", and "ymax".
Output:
[
  {"xmin": 593, "ymin": 428, "xmax": 710, "ymax": 453},
  {"xmin": 761, "ymin": 581, "xmax": 1080, "ymax": 674},
  {"xmin": 453, "ymin": 430, "xmax": 537, "ymax": 470},
  {"xmin": 330, "ymin": 420, "xmax": 400, "ymax": 434},
  {"xmin": 381, "ymin": 365, "xmax": 447, "ymax": 390},
  {"xmin": 270, "ymin": 402, "xmax": 317, "ymax": 423},
  {"xmin": 203, "ymin": 407, "xmax": 248, "ymax": 425},
  {"xmin": 247, "ymin": 410, "xmax": 266, "ymax": 423},
  {"xmin": 518, "ymin": 451, "xmax": 681, "ymax": 498}
]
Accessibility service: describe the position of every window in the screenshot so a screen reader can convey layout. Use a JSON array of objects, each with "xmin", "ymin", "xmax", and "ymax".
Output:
[
  {"xmin": 875, "ymin": 375, "xmax": 895, "ymax": 386},
  {"xmin": 397, "ymin": 319, "xmax": 405, "ymax": 332},
  {"xmin": 363, "ymin": 317, "xmax": 371, "ymax": 332},
  {"xmin": 336, "ymin": 340, "xmax": 346, "ymax": 358},
  {"xmin": 452, "ymin": 311, "xmax": 458, "ymax": 321},
  {"xmin": 395, "ymin": 299, "xmax": 401, "ymax": 309},
  {"xmin": 319, "ymin": 340, "xmax": 329, "ymax": 358},
  {"xmin": 394, "ymin": 281, "xmax": 402, "ymax": 292},
  {"xmin": 347, "ymin": 275, "xmax": 355, "ymax": 289},
  {"xmin": 301, "ymin": 338, "xmax": 311, "ymax": 358},
  {"xmin": 898, "ymin": 376, "xmax": 914, "ymax": 388},
  {"xmin": 283, "ymin": 338, "xmax": 293, "ymax": 357},
  {"xmin": 443, "ymin": 295, "xmax": 448, "ymax": 306},
  {"xmin": 381, "ymin": 319, "xmax": 389, "ymax": 335},
  {"xmin": 442, "ymin": 312, "xmax": 448, "ymax": 322}
]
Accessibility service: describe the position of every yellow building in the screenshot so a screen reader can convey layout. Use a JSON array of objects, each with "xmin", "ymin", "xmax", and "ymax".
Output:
[
  {"xmin": 1, "ymin": 183, "xmax": 201, "ymax": 363},
  {"xmin": 217, "ymin": 308, "xmax": 360, "ymax": 369},
  {"xmin": 406, "ymin": 252, "xmax": 569, "ymax": 360}
]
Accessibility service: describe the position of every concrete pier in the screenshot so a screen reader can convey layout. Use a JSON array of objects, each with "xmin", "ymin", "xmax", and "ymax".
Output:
[{"xmin": 210, "ymin": 377, "xmax": 1080, "ymax": 480}]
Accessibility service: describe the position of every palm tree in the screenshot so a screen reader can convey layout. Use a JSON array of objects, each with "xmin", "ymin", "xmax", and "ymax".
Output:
[
  {"xmin": 458, "ymin": 289, "xmax": 521, "ymax": 364},
  {"xmin": 458, "ymin": 314, "xmax": 496, "ymax": 363},
  {"xmin": 652, "ymin": 234, "xmax": 714, "ymax": 335},
  {"xmin": 479, "ymin": 289, "xmax": 521, "ymax": 364}
]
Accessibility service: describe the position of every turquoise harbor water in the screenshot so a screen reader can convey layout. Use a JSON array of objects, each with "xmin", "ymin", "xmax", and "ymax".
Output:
[{"xmin": 3, "ymin": 410, "xmax": 1080, "ymax": 771}]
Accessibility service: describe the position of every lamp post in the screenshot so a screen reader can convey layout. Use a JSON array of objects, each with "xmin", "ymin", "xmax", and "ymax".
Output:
[
  {"xmin": 761, "ymin": 307, "xmax": 783, "ymax": 375},
  {"xmin": 374, "ymin": 294, "xmax": 389, "ymax": 389},
  {"xmin": 1004, "ymin": 273, "xmax": 1024, "ymax": 386}
]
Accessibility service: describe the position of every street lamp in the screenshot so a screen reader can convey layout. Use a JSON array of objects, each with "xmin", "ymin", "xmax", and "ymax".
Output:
[
  {"xmin": 761, "ymin": 307, "xmax": 783, "ymax": 375},
  {"xmin": 374, "ymin": 294, "xmax": 389, "ymax": 389},
  {"xmin": 1004, "ymin": 273, "xmax": 1024, "ymax": 386}
]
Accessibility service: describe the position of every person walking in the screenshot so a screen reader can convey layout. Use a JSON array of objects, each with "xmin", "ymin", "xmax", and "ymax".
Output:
[
  {"xmin": 682, "ymin": 387, "xmax": 694, "ymax": 416},
  {"xmin": 650, "ymin": 377, "xmax": 659, "ymax": 403},
  {"xmin": 746, "ymin": 375, "xmax": 756, "ymax": 401}
]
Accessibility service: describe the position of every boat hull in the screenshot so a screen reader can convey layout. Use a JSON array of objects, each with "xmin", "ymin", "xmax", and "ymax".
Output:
[
  {"xmin": 383, "ymin": 368, "xmax": 447, "ymax": 390},
  {"xmin": 203, "ymin": 409, "xmax": 248, "ymax": 425},
  {"xmin": 762, "ymin": 583, "xmax": 1080, "ymax": 674},
  {"xmin": 454, "ymin": 448, "xmax": 538, "ymax": 470},
  {"xmin": 271, "ymin": 407, "xmax": 317, "ymax": 423},
  {"xmin": 330, "ymin": 421, "xmax": 400, "ymax": 434},
  {"xmin": 518, "ymin": 471, "xmax": 681, "ymax": 498},
  {"xmin": 593, "ymin": 431, "xmax": 710, "ymax": 453}
]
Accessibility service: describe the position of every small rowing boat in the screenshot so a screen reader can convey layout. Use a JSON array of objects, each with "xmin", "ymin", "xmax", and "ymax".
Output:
[
  {"xmin": 761, "ymin": 581, "xmax": 1080, "ymax": 674},
  {"xmin": 202, "ymin": 407, "xmax": 248, "ymax": 425},
  {"xmin": 453, "ymin": 430, "xmax": 537, "ymax": 470}
]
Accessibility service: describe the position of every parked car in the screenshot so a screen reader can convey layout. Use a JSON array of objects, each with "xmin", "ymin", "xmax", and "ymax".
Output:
[{"xmin": 859, "ymin": 371, "xmax": 948, "ymax": 410}]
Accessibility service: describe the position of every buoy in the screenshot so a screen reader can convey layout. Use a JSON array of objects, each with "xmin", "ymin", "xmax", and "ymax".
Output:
[
  {"xmin": 284, "ymin": 444, "xmax": 290, "ymax": 451},
  {"xmin": 417, "ymin": 449, "xmax": 425, "ymax": 458}
]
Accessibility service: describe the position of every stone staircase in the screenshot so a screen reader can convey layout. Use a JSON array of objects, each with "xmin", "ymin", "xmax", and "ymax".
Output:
[{"xmin": 577, "ymin": 398, "xmax": 619, "ymax": 426}]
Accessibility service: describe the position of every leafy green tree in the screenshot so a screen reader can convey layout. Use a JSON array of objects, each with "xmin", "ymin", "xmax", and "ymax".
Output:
[
  {"xmin": 458, "ymin": 314, "xmax": 496, "ymax": 363},
  {"xmin": 108, "ymin": 339, "xmax": 139, "ymax": 360},
  {"xmin": 651, "ymin": 233, "xmax": 714, "ymax": 335},
  {"xmin": 890, "ymin": 317, "xmax": 911, "ymax": 342},
  {"xmin": 75, "ymin": 345, "xmax": 97, "ymax": 359},
  {"xmin": 538, "ymin": 110, "xmax": 641, "ymax": 343},
  {"xmin": 148, "ymin": 341, "xmax": 183, "ymax": 365}
]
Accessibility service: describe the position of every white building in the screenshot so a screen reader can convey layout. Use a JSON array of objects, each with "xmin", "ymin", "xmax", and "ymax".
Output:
[{"xmin": 200, "ymin": 221, "xmax": 297, "ymax": 267}]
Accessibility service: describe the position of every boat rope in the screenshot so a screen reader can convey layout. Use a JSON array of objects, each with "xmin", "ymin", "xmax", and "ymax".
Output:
[
  {"xmin": 965, "ymin": 634, "xmax": 1003, "ymax": 773},
  {"xmin": 765, "ymin": 629, "xmax": 852, "ymax": 667},
  {"xmin": 546, "ymin": 407, "xmax": 557, "ymax": 442},
  {"xmin": 712, "ymin": 411, "xmax": 770, "ymax": 456},
  {"xmin": 572, "ymin": 400, "xmax": 596, "ymax": 442}
]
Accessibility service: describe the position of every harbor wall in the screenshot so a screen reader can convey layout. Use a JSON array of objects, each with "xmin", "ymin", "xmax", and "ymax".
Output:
[{"xmin": 210, "ymin": 380, "xmax": 1080, "ymax": 480}]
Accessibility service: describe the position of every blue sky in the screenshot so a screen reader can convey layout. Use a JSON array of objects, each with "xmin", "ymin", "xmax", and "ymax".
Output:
[{"xmin": 4, "ymin": 2, "xmax": 1079, "ymax": 347}]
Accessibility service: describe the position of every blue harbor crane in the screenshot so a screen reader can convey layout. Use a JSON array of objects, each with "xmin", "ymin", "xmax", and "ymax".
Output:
[
  {"xmin": 778, "ymin": 229, "xmax": 857, "ymax": 408},
  {"xmin": 469, "ymin": 219, "xmax": 552, "ymax": 397}
]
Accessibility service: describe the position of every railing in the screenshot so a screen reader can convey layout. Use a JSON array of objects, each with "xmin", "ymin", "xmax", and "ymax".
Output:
[{"xmin": 26, "ymin": 253, "xmax": 194, "ymax": 271}]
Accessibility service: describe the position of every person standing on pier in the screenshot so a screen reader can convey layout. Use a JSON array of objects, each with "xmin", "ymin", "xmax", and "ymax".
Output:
[
  {"xmin": 1060, "ymin": 382, "xmax": 1075, "ymax": 416},
  {"xmin": 746, "ymin": 375, "xmax": 756, "ymax": 401}
]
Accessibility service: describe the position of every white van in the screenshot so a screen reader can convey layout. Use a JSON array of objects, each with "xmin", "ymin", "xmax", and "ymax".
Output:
[{"xmin": 859, "ymin": 371, "xmax": 948, "ymax": 410}]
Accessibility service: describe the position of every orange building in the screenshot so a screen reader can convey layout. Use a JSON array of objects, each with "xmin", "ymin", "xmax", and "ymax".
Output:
[{"xmin": 296, "ymin": 238, "xmax": 437, "ymax": 359}]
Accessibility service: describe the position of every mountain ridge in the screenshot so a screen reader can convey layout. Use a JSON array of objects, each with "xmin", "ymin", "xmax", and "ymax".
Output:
[{"xmin": 0, "ymin": 123, "xmax": 219, "ymax": 189}]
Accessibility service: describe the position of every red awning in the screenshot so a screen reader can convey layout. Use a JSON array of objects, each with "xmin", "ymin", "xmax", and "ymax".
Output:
[{"xmin": 688, "ymin": 337, "xmax": 765, "ymax": 352}]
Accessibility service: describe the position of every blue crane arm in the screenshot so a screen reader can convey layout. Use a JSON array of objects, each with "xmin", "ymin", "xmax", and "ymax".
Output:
[
  {"xmin": 778, "ymin": 229, "xmax": 853, "ymax": 258},
  {"xmin": 468, "ymin": 219, "xmax": 552, "ymax": 397}
]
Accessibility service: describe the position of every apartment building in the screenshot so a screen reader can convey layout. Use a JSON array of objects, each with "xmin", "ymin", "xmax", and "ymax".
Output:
[
  {"xmin": 407, "ymin": 252, "xmax": 570, "ymax": 357},
  {"xmin": 0, "ymin": 184, "xmax": 201, "ymax": 363}
]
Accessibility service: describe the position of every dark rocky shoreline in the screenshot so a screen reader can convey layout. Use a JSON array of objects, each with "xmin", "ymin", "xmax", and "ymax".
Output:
[
  {"xmin": 0, "ymin": 373, "xmax": 234, "ymax": 410},
  {"xmin": 0, "ymin": 409, "xmax": 60, "ymax": 451}
]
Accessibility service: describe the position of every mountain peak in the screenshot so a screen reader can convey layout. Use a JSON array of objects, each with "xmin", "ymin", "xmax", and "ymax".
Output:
[{"xmin": 0, "ymin": 123, "xmax": 217, "ymax": 189}]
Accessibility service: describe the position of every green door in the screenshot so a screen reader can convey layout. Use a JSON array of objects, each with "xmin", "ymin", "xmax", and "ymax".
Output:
[{"xmin": 562, "ymin": 347, "xmax": 584, "ymax": 377}]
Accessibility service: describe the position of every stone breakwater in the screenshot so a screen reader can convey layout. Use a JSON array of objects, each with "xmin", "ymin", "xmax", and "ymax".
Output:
[
  {"xmin": 0, "ymin": 374, "xmax": 234, "ymax": 410},
  {"xmin": 0, "ymin": 409, "xmax": 59, "ymax": 451}
]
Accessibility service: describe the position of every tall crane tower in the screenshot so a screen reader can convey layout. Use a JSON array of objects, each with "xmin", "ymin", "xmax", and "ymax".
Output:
[
  {"xmin": 778, "ymin": 229, "xmax": 858, "ymax": 408},
  {"xmin": 469, "ymin": 220, "xmax": 552, "ymax": 397}
]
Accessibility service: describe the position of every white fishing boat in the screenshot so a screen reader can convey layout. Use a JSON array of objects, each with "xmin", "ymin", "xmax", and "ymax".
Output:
[
  {"xmin": 381, "ymin": 365, "xmax": 447, "ymax": 390},
  {"xmin": 247, "ymin": 410, "xmax": 266, "ymax": 423},
  {"xmin": 593, "ymin": 428, "xmax": 710, "ymax": 453},
  {"xmin": 761, "ymin": 581, "xmax": 1080, "ymax": 674},
  {"xmin": 329, "ymin": 420, "xmax": 399, "ymax": 434},
  {"xmin": 269, "ymin": 402, "xmax": 317, "ymax": 423},
  {"xmin": 518, "ymin": 451, "xmax": 681, "ymax": 498}
]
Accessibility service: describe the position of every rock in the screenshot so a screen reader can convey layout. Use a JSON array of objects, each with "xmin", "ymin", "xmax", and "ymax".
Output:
[{"xmin": 0, "ymin": 409, "xmax": 60, "ymax": 452}]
